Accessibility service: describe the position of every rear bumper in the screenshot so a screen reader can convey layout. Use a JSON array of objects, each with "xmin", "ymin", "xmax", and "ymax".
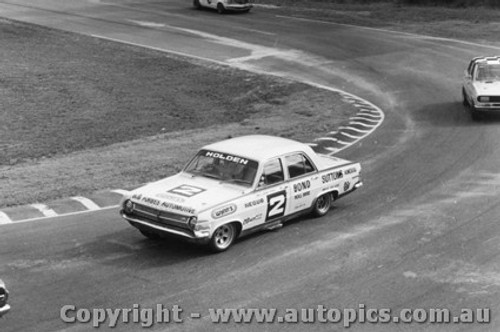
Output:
[{"xmin": 121, "ymin": 212, "xmax": 211, "ymax": 243}]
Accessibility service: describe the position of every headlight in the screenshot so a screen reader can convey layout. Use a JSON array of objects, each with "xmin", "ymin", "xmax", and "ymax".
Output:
[
  {"xmin": 188, "ymin": 216, "xmax": 198, "ymax": 229},
  {"xmin": 478, "ymin": 96, "xmax": 490, "ymax": 102},
  {"xmin": 123, "ymin": 199, "xmax": 134, "ymax": 214}
]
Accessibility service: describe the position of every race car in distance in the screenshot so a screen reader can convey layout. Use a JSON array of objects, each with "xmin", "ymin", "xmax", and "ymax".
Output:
[
  {"xmin": 0, "ymin": 279, "xmax": 10, "ymax": 317},
  {"xmin": 193, "ymin": 0, "xmax": 252, "ymax": 14},
  {"xmin": 462, "ymin": 56, "xmax": 500, "ymax": 120},
  {"xmin": 120, "ymin": 135, "xmax": 362, "ymax": 252}
]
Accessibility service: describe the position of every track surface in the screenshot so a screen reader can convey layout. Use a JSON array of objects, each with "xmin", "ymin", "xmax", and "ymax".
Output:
[{"xmin": 0, "ymin": 1, "xmax": 499, "ymax": 331}]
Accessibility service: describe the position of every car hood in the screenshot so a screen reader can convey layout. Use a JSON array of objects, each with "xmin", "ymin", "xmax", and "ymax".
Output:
[
  {"xmin": 473, "ymin": 81, "xmax": 500, "ymax": 96},
  {"xmin": 128, "ymin": 172, "xmax": 252, "ymax": 216}
]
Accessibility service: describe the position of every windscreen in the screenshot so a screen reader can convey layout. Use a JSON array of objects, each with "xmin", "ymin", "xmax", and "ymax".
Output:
[
  {"xmin": 475, "ymin": 63, "xmax": 500, "ymax": 81},
  {"xmin": 184, "ymin": 150, "xmax": 258, "ymax": 186}
]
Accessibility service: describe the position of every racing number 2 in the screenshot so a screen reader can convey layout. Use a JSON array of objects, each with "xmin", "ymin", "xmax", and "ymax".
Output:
[{"xmin": 266, "ymin": 191, "xmax": 287, "ymax": 221}]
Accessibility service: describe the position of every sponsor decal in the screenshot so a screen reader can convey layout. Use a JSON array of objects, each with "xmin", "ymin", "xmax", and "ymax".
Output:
[
  {"xmin": 244, "ymin": 198, "xmax": 265, "ymax": 208},
  {"xmin": 294, "ymin": 191, "xmax": 311, "ymax": 200},
  {"xmin": 293, "ymin": 180, "xmax": 311, "ymax": 193},
  {"xmin": 168, "ymin": 184, "xmax": 206, "ymax": 197},
  {"xmin": 212, "ymin": 204, "xmax": 237, "ymax": 219},
  {"xmin": 322, "ymin": 171, "xmax": 343, "ymax": 184},
  {"xmin": 133, "ymin": 194, "xmax": 195, "ymax": 214},
  {"xmin": 266, "ymin": 191, "xmax": 287, "ymax": 221},
  {"xmin": 344, "ymin": 181, "xmax": 351, "ymax": 192},
  {"xmin": 205, "ymin": 151, "xmax": 249, "ymax": 165},
  {"xmin": 243, "ymin": 213, "xmax": 263, "ymax": 225},
  {"xmin": 132, "ymin": 193, "xmax": 142, "ymax": 200},
  {"xmin": 344, "ymin": 167, "xmax": 357, "ymax": 175},
  {"xmin": 155, "ymin": 193, "xmax": 186, "ymax": 203}
]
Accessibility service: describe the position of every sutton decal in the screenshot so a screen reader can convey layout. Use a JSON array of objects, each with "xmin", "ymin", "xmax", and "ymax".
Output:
[
  {"xmin": 322, "ymin": 171, "xmax": 343, "ymax": 184},
  {"xmin": 212, "ymin": 204, "xmax": 237, "ymax": 219},
  {"xmin": 205, "ymin": 151, "xmax": 249, "ymax": 165},
  {"xmin": 168, "ymin": 184, "xmax": 206, "ymax": 197}
]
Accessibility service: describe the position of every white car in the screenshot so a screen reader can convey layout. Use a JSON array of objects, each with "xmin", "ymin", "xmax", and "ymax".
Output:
[
  {"xmin": 193, "ymin": 0, "xmax": 252, "ymax": 14},
  {"xmin": 120, "ymin": 135, "xmax": 362, "ymax": 252},
  {"xmin": 462, "ymin": 56, "xmax": 500, "ymax": 120}
]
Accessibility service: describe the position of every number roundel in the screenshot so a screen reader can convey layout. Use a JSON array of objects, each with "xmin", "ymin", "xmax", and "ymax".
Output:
[{"xmin": 266, "ymin": 191, "xmax": 287, "ymax": 221}]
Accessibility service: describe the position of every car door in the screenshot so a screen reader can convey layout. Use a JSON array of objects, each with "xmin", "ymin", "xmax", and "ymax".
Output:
[
  {"xmin": 252, "ymin": 158, "xmax": 289, "ymax": 224},
  {"xmin": 283, "ymin": 153, "xmax": 319, "ymax": 214}
]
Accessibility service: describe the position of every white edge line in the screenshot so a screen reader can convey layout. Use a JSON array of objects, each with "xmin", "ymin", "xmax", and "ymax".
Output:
[
  {"xmin": 338, "ymin": 131, "xmax": 362, "ymax": 139},
  {"xmin": 339, "ymin": 126, "xmax": 371, "ymax": 133},
  {"xmin": 0, "ymin": 211, "xmax": 12, "ymax": 224},
  {"xmin": 71, "ymin": 196, "xmax": 101, "ymax": 211},
  {"xmin": 2, "ymin": 205, "xmax": 120, "ymax": 225},
  {"xmin": 31, "ymin": 203, "xmax": 58, "ymax": 217},
  {"xmin": 350, "ymin": 121, "xmax": 376, "ymax": 127}
]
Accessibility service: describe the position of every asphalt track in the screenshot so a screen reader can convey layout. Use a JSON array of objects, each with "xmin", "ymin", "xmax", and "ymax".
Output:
[{"xmin": 0, "ymin": 1, "xmax": 499, "ymax": 331}]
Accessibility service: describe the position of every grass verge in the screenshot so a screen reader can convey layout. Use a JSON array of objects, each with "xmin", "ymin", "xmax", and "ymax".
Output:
[{"xmin": 0, "ymin": 19, "xmax": 355, "ymax": 207}]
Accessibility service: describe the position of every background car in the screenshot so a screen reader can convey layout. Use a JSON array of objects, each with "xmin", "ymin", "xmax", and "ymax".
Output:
[
  {"xmin": 193, "ymin": 0, "xmax": 252, "ymax": 14},
  {"xmin": 462, "ymin": 56, "xmax": 500, "ymax": 120},
  {"xmin": 0, "ymin": 279, "xmax": 10, "ymax": 317}
]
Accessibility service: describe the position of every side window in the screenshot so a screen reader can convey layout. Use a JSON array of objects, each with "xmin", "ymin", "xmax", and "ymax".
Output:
[
  {"xmin": 285, "ymin": 154, "xmax": 316, "ymax": 179},
  {"xmin": 260, "ymin": 159, "xmax": 284, "ymax": 186}
]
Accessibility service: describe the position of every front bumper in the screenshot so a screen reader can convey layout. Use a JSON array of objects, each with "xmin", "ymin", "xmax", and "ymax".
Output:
[
  {"xmin": 121, "ymin": 212, "xmax": 211, "ymax": 243},
  {"xmin": 0, "ymin": 304, "xmax": 10, "ymax": 317},
  {"xmin": 473, "ymin": 102, "xmax": 500, "ymax": 111},
  {"xmin": 224, "ymin": 3, "xmax": 252, "ymax": 11}
]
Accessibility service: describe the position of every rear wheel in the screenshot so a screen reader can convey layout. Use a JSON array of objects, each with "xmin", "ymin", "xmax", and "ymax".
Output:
[
  {"xmin": 312, "ymin": 193, "xmax": 332, "ymax": 217},
  {"xmin": 462, "ymin": 88, "xmax": 468, "ymax": 107},
  {"xmin": 209, "ymin": 223, "xmax": 236, "ymax": 252}
]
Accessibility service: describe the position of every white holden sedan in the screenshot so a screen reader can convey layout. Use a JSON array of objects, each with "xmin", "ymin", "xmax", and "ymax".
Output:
[{"xmin": 120, "ymin": 135, "xmax": 362, "ymax": 252}]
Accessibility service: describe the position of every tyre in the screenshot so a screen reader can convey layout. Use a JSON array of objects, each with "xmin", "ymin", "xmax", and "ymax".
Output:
[
  {"xmin": 209, "ymin": 223, "xmax": 236, "ymax": 252},
  {"xmin": 312, "ymin": 193, "xmax": 332, "ymax": 217},
  {"xmin": 140, "ymin": 229, "xmax": 161, "ymax": 240},
  {"xmin": 471, "ymin": 107, "xmax": 482, "ymax": 121},
  {"xmin": 462, "ymin": 88, "xmax": 468, "ymax": 107},
  {"xmin": 217, "ymin": 3, "xmax": 225, "ymax": 14},
  {"xmin": 193, "ymin": 0, "xmax": 201, "ymax": 9}
]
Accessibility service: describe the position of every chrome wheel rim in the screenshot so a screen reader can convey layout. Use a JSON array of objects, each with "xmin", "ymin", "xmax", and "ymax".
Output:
[
  {"xmin": 316, "ymin": 195, "xmax": 330, "ymax": 214},
  {"xmin": 214, "ymin": 224, "xmax": 234, "ymax": 249}
]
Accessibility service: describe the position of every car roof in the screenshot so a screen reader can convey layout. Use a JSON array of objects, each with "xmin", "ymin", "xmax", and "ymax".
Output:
[
  {"xmin": 470, "ymin": 56, "xmax": 500, "ymax": 65},
  {"xmin": 202, "ymin": 135, "xmax": 314, "ymax": 162}
]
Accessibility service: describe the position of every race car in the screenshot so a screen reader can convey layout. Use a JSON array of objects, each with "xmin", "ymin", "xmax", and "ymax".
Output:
[
  {"xmin": 193, "ymin": 0, "xmax": 252, "ymax": 14},
  {"xmin": 120, "ymin": 135, "xmax": 362, "ymax": 252},
  {"xmin": 0, "ymin": 279, "xmax": 10, "ymax": 317},
  {"xmin": 462, "ymin": 56, "xmax": 500, "ymax": 120}
]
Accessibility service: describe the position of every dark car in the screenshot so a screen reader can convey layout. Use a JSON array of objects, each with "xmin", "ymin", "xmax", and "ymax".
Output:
[{"xmin": 0, "ymin": 279, "xmax": 10, "ymax": 317}]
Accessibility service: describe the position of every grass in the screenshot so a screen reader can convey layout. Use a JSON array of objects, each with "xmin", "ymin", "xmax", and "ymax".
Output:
[{"xmin": 0, "ymin": 19, "xmax": 354, "ymax": 207}]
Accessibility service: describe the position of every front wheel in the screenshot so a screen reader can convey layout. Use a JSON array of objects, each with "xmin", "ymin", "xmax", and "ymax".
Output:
[
  {"xmin": 312, "ymin": 193, "xmax": 332, "ymax": 217},
  {"xmin": 217, "ymin": 3, "xmax": 225, "ymax": 14},
  {"xmin": 209, "ymin": 223, "xmax": 236, "ymax": 252},
  {"xmin": 193, "ymin": 0, "xmax": 201, "ymax": 9}
]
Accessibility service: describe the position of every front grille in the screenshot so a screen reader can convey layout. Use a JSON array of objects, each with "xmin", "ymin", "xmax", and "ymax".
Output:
[
  {"xmin": 131, "ymin": 203, "xmax": 191, "ymax": 231},
  {"xmin": 479, "ymin": 96, "xmax": 500, "ymax": 103}
]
